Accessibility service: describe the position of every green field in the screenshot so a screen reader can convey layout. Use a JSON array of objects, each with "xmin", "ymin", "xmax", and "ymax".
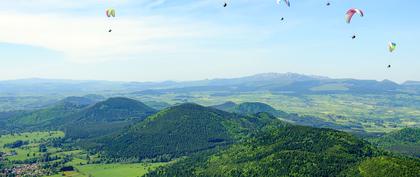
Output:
[
  {"xmin": 0, "ymin": 131, "xmax": 64, "ymax": 160},
  {"xmin": 46, "ymin": 163, "xmax": 165, "ymax": 177},
  {"xmin": 0, "ymin": 131, "xmax": 167, "ymax": 177},
  {"xmin": 127, "ymin": 92, "xmax": 420, "ymax": 133},
  {"xmin": 0, "ymin": 131, "xmax": 64, "ymax": 147}
]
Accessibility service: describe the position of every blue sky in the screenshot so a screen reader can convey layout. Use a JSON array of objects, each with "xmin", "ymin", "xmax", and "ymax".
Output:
[{"xmin": 0, "ymin": 0, "xmax": 419, "ymax": 82}]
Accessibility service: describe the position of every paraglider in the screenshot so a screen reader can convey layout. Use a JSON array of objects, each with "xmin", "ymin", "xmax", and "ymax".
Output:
[
  {"xmin": 223, "ymin": 0, "xmax": 229, "ymax": 7},
  {"xmin": 345, "ymin": 8, "xmax": 364, "ymax": 24},
  {"xmin": 388, "ymin": 42, "xmax": 397, "ymax": 53},
  {"xmin": 326, "ymin": 2, "xmax": 331, "ymax": 6},
  {"xmin": 277, "ymin": 0, "xmax": 290, "ymax": 7},
  {"xmin": 276, "ymin": 0, "xmax": 290, "ymax": 22},
  {"xmin": 106, "ymin": 8, "xmax": 116, "ymax": 18},
  {"xmin": 346, "ymin": 9, "xmax": 364, "ymax": 40},
  {"xmin": 106, "ymin": 8, "xmax": 116, "ymax": 32},
  {"xmin": 387, "ymin": 42, "xmax": 397, "ymax": 69}
]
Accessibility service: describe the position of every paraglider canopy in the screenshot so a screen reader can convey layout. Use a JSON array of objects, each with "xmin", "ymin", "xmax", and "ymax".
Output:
[
  {"xmin": 277, "ymin": 0, "xmax": 290, "ymax": 7},
  {"xmin": 106, "ymin": 8, "xmax": 116, "ymax": 18},
  {"xmin": 345, "ymin": 8, "xmax": 364, "ymax": 23},
  {"xmin": 388, "ymin": 42, "xmax": 397, "ymax": 53}
]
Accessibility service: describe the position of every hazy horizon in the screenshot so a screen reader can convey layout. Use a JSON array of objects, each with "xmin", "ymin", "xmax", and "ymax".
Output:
[
  {"xmin": 0, "ymin": 72, "xmax": 417, "ymax": 84},
  {"xmin": 1, "ymin": 0, "xmax": 419, "ymax": 82}
]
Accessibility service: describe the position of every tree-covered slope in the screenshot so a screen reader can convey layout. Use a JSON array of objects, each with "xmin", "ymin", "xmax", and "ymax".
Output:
[
  {"xmin": 346, "ymin": 156, "xmax": 420, "ymax": 177},
  {"xmin": 232, "ymin": 102, "xmax": 279, "ymax": 116},
  {"xmin": 145, "ymin": 124, "xmax": 420, "ymax": 177},
  {"xmin": 99, "ymin": 103, "xmax": 277, "ymax": 160},
  {"xmin": 378, "ymin": 128, "xmax": 420, "ymax": 144},
  {"xmin": 6, "ymin": 96, "xmax": 95, "ymax": 129},
  {"xmin": 69, "ymin": 97, "xmax": 156, "ymax": 122},
  {"xmin": 3, "ymin": 97, "xmax": 157, "ymax": 139},
  {"xmin": 369, "ymin": 128, "xmax": 420, "ymax": 157},
  {"xmin": 60, "ymin": 97, "xmax": 157, "ymax": 139},
  {"xmin": 212, "ymin": 101, "xmax": 353, "ymax": 131},
  {"xmin": 211, "ymin": 102, "xmax": 278, "ymax": 116},
  {"xmin": 210, "ymin": 101, "xmax": 237, "ymax": 112}
]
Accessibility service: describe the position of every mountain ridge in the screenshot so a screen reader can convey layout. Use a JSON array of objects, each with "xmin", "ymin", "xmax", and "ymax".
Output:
[{"xmin": 2, "ymin": 73, "xmax": 418, "ymax": 96}]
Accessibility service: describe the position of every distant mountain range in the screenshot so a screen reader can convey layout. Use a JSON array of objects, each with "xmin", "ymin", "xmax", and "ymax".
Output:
[{"xmin": 1, "ymin": 73, "xmax": 419, "ymax": 96}]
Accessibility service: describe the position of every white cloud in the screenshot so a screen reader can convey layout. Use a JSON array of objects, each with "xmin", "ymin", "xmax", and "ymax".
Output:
[
  {"xmin": 0, "ymin": 0, "xmax": 128, "ymax": 10},
  {"xmin": 0, "ymin": 10, "xmax": 224, "ymax": 63},
  {"xmin": 0, "ymin": 0, "xmax": 280, "ymax": 64}
]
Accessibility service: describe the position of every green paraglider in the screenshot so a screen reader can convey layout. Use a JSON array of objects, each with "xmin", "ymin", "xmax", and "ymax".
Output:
[{"xmin": 388, "ymin": 42, "xmax": 396, "ymax": 53}]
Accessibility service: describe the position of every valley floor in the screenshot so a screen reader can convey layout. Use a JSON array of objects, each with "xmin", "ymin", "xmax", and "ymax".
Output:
[{"xmin": 0, "ymin": 131, "xmax": 166, "ymax": 177}]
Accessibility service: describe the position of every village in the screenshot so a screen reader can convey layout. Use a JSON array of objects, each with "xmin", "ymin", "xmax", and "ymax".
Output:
[{"xmin": 1, "ymin": 163, "xmax": 46, "ymax": 177}]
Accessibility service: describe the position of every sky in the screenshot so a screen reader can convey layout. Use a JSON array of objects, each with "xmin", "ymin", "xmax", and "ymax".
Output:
[{"xmin": 0, "ymin": 0, "xmax": 419, "ymax": 83}]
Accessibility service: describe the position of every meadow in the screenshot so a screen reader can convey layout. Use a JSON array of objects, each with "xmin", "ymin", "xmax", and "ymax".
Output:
[
  {"xmin": 0, "ymin": 131, "xmax": 64, "ymax": 161},
  {"xmin": 0, "ymin": 131, "xmax": 166, "ymax": 177},
  {"xmin": 45, "ymin": 163, "xmax": 165, "ymax": 177}
]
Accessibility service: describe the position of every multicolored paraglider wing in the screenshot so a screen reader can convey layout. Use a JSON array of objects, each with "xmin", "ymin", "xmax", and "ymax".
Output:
[
  {"xmin": 106, "ymin": 8, "xmax": 115, "ymax": 18},
  {"xmin": 388, "ymin": 42, "xmax": 396, "ymax": 53},
  {"xmin": 345, "ymin": 8, "xmax": 364, "ymax": 23}
]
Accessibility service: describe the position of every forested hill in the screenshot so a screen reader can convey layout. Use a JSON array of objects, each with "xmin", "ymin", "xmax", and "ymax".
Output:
[
  {"xmin": 99, "ymin": 103, "xmax": 278, "ymax": 160},
  {"xmin": 6, "ymin": 96, "xmax": 96, "ymax": 130},
  {"xmin": 3, "ymin": 97, "xmax": 157, "ymax": 139},
  {"xmin": 211, "ymin": 101, "xmax": 353, "ymax": 131},
  {"xmin": 379, "ymin": 127, "xmax": 420, "ymax": 144},
  {"xmin": 60, "ymin": 97, "xmax": 157, "ymax": 139},
  {"xmin": 210, "ymin": 101, "xmax": 237, "ymax": 111},
  {"xmin": 212, "ymin": 102, "xmax": 278, "ymax": 116},
  {"xmin": 67, "ymin": 97, "xmax": 156, "ymax": 122},
  {"xmin": 146, "ymin": 124, "xmax": 420, "ymax": 177},
  {"xmin": 369, "ymin": 127, "xmax": 420, "ymax": 157}
]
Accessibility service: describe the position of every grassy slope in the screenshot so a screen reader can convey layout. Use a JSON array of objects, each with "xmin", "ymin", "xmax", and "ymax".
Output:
[
  {"xmin": 0, "ymin": 131, "xmax": 65, "ymax": 167},
  {"xmin": 0, "ymin": 131, "xmax": 64, "ymax": 151}
]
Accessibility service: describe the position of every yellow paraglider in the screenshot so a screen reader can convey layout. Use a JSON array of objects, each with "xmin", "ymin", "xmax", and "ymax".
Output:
[
  {"xmin": 106, "ymin": 8, "xmax": 116, "ymax": 18},
  {"xmin": 106, "ymin": 8, "xmax": 116, "ymax": 32}
]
